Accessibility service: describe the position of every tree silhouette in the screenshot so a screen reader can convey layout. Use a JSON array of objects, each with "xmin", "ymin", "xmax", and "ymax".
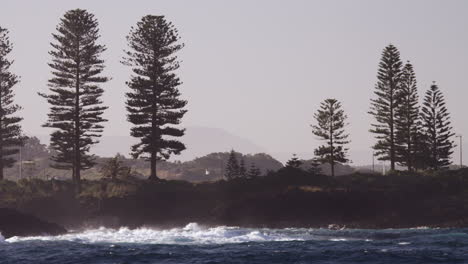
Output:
[
  {"xmin": 123, "ymin": 15, "xmax": 187, "ymax": 180},
  {"xmin": 395, "ymin": 62, "xmax": 420, "ymax": 171},
  {"xmin": 239, "ymin": 157, "xmax": 247, "ymax": 178},
  {"xmin": 247, "ymin": 163, "xmax": 261, "ymax": 178},
  {"xmin": 312, "ymin": 99, "xmax": 350, "ymax": 177},
  {"xmin": 285, "ymin": 154, "xmax": 303, "ymax": 169},
  {"xmin": 100, "ymin": 154, "xmax": 130, "ymax": 180},
  {"xmin": 308, "ymin": 159, "xmax": 322, "ymax": 175},
  {"xmin": 369, "ymin": 44, "xmax": 403, "ymax": 171},
  {"xmin": 0, "ymin": 27, "xmax": 23, "ymax": 180},
  {"xmin": 225, "ymin": 150, "xmax": 240, "ymax": 180},
  {"xmin": 39, "ymin": 9, "xmax": 108, "ymax": 191},
  {"xmin": 420, "ymin": 83, "xmax": 455, "ymax": 170}
]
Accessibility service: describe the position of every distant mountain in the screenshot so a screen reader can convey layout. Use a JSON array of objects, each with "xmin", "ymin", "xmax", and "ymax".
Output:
[
  {"xmin": 75, "ymin": 126, "xmax": 267, "ymax": 161},
  {"xmin": 156, "ymin": 151, "xmax": 284, "ymax": 182}
]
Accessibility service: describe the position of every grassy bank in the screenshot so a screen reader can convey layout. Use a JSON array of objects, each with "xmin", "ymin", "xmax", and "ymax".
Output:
[{"xmin": 2, "ymin": 168, "xmax": 468, "ymax": 229}]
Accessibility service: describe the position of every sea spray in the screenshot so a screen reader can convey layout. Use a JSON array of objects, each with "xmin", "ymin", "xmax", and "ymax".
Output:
[
  {"xmin": 1, "ymin": 227, "xmax": 466, "ymax": 264},
  {"xmin": 3, "ymin": 224, "xmax": 450, "ymax": 246},
  {"xmin": 5, "ymin": 223, "xmax": 307, "ymax": 244}
]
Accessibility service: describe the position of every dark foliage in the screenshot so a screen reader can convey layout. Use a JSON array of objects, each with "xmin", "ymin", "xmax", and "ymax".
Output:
[
  {"xmin": 369, "ymin": 44, "xmax": 403, "ymax": 170},
  {"xmin": 395, "ymin": 62, "xmax": 420, "ymax": 171},
  {"xmin": 247, "ymin": 163, "xmax": 262, "ymax": 178},
  {"xmin": 4, "ymin": 169, "xmax": 468, "ymax": 229},
  {"xmin": 39, "ymin": 9, "xmax": 108, "ymax": 191},
  {"xmin": 420, "ymin": 83, "xmax": 455, "ymax": 170},
  {"xmin": 100, "ymin": 154, "xmax": 131, "ymax": 180},
  {"xmin": 123, "ymin": 15, "xmax": 187, "ymax": 180},
  {"xmin": 0, "ymin": 27, "xmax": 23, "ymax": 180},
  {"xmin": 225, "ymin": 150, "xmax": 240, "ymax": 180},
  {"xmin": 285, "ymin": 154, "xmax": 303, "ymax": 169},
  {"xmin": 312, "ymin": 98, "xmax": 350, "ymax": 176}
]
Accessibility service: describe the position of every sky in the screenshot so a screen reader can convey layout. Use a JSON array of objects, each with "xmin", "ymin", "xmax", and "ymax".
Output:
[{"xmin": 0, "ymin": 0, "xmax": 467, "ymax": 165}]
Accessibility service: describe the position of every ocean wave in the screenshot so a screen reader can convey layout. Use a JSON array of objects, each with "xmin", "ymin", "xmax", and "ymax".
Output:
[
  {"xmin": 5, "ymin": 223, "xmax": 307, "ymax": 245},
  {"xmin": 0, "ymin": 232, "xmax": 4, "ymax": 243},
  {"xmin": 3, "ymin": 223, "xmax": 449, "ymax": 245}
]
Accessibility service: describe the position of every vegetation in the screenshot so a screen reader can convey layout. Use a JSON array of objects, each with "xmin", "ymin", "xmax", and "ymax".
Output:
[
  {"xmin": 0, "ymin": 6, "xmax": 467, "ymax": 234},
  {"xmin": 420, "ymin": 83, "xmax": 455, "ymax": 170},
  {"xmin": 395, "ymin": 62, "xmax": 420, "ymax": 171},
  {"xmin": 225, "ymin": 150, "xmax": 241, "ymax": 180},
  {"xmin": 123, "ymin": 15, "xmax": 187, "ymax": 180},
  {"xmin": 247, "ymin": 163, "xmax": 262, "ymax": 178},
  {"xmin": 39, "ymin": 9, "xmax": 109, "ymax": 192},
  {"xmin": 369, "ymin": 44, "xmax": 403, "ymax": 171},
  {"xmin": 99, "ymin": 154, "xmax": 131, "ymax": 180},
  {"xmin": 2, "ymin": 168, "xmax": 468, "ymax": 229},
  {"xmin": 312, "ymin": 99, "xmax": 350, "ymax": 177},
  {"xmin": 285, "ymin": 154, "xmax": 303, "ymax": 169},
  {"xmin": 0, "ymin": 27, "xmax": 23, "ymax": 180}
]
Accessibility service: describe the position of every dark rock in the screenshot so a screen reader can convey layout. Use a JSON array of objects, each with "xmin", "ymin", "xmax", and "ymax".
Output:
[{"xmin": 0, "ymin": 208, "xmax": 67, "ymax": 239}]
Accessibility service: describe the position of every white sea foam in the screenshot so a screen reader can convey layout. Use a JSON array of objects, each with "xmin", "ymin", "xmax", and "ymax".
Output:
[
  {"xmin": 5, "ymin": 223, "xmax": 308, "ymax": 245},
  {"xmin": 0, "ymin": 232, "xmax": 4, "ymax": 243},
  {"xmin": 409, "ymin": 226, "xmax": 430, "ymax": 230},
  {"xmin": 329, "ymin": 238, "xmax": 348, "ymax": 242}
]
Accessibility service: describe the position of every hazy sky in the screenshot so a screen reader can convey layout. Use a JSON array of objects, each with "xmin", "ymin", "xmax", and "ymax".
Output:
[{"xmin": 0, "ymin": 0, "xmax": 467, "ymax": 165}]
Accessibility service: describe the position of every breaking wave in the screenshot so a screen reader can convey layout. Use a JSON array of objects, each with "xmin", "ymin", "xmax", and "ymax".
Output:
[
  {"xmin": 2, "ymin": 225, "xmax": 467, "ymax": 264},
  {"xmin": 5, "ymin": 223, "xmax": 313, "ymax": 244},
  {"xmin": 4, "ymin": 223, "xmax": 449, "ymax": 246}
]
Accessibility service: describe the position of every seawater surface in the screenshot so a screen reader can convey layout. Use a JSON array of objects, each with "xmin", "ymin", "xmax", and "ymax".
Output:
[{"xmin": 1, "ymin": 223, "xmax": 467, "ymax": 263}]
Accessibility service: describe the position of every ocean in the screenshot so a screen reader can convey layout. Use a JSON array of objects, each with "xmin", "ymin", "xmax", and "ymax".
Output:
[{"xmin": 1, "ymin": 223, "xmax": 467, "ymax": 263}]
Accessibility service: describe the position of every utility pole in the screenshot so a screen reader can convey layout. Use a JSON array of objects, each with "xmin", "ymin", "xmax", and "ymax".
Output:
[
  {"xmin": 372, "ymin": 151, "xmax": 375, "ymax": 172},
  {"xmin": 457, "ymin": 135, "xmax": 463, "ymax": 168},
  {"xmin": 18, "ymin": 146, "xmax": 22, "ymax": 179}
]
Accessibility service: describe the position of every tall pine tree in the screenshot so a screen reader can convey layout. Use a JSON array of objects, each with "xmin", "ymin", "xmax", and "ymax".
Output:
[
  {"xmin": 0, "ymin": 27, "xmax": 23, "ymax": 180},
  {"xmin": 420, "ymin": 83, "xmax": 455, "ymax": 170},
  {"xmin": 225, "ymin": 150, "xmax": 240, "ymax": 180},
  {"xmin": 369, "ymin": 44, "xmax": 403, "ymax": 171},
  {"xmin": 123, "ymin": 15, "xmax": 187, "ymax": 180},
  {"xmin": 395, "ymin": 62, "xmax": 420, "ymax": 171},
  {"xmin": 239, "ymin": 157, "xmax": 247, "ymax": 178},
  {"xmin": 285, "ymin": 154, "xmax": 303, "ymax": 169},
  {"xmin": 247, "ymin": 163, "xmax": 261, "ymax": 178},
  {"xmin": 312, "ymin": 99, "xmax": 350, "ymax": 177},
  {"xmin": 39, "ymin": 9, "xmax": 108, "ymax": 190}
]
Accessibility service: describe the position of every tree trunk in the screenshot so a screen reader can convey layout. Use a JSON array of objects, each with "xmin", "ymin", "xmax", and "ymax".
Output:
[
  {"xmin": 330, "ymin": 111, "xmax": 335, "ymax": 177},
  {"xmin": 149, "ymin": 71, "xmax": 159, "ymax": 181},
  {"xmin": 74, "ymin": 44, "xmax": 81, "ymax": 193},
  {"xmin": 390, "ymin": 111, "xmax": 395, "ymax": 171},
  {"xmin": 149, "ymin": 151, "xmax": 157, "ymax": 180},
  {"xmin": 0, "ymin": 94, "xmax": 3, "ymax": 181},
  {"xmin": 0, "ymin": 142, "xmax": 3, "ymax": 181}
]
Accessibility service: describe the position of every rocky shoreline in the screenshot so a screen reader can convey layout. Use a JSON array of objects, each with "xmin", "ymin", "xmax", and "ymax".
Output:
[{"xmin": 0, "ymin": 208, "xmax": 67, "ymax": 239}]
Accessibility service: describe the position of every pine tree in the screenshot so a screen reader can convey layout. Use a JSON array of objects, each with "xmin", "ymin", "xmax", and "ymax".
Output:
[
  {"xmin": 39, "ymin": 9, "xmax": 108, "ymax": 191},
  {"xmin": 420, "ymin": 82, "xmax": 455, "ymax": 170},
  {"xmin": 369, "ymin": 44, "xmax": 403, "ymax": 171},
  {"xmin": 239, "ymin": 157, "xmax": 247, "ymax": 178},
  {"xmin": 285, "ymin": 154, "xmax": 302, "ymax": 169},
  {"xmin": 247, "ymin": 163, "xmax": 261, "ymax": 178},
  {"xmin": 308, "ymin": 159, "xmax": 322, "ymax": 175},
  {"xmin": 412, "ymin": 128, "xmax": 431, "ymax": 170},
  {"xmin": 123, "ymin": 15, "xmax": 187, "ymax": 180},
  {"xmin": 100, "ymin": 154, "xmax": 130, "ymax": 180},
  {"xmin": 395, "ymin": 62, "xmax": 420, "ymax": 171},
  {"xmin": 312, "ymin": 99, "xmax": 350, "ymax": 177},
  {"xmin": 0, "ymin": 27, "xmax": 23, "ymax": 180},
  {"xmin": 225, "ymin": 150, "xmax": 240, "ymax": 180}
]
